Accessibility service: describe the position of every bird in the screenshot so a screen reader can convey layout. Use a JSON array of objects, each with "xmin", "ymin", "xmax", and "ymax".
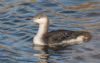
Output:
[{"xmin": 33, "ymin": 13, "xmax": 92, "ymax": 50}]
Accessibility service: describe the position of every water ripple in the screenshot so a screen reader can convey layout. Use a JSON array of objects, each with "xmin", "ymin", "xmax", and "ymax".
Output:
[{"xmin": 0, "ymin": 0, "xmax": 100, "ymax": 63}]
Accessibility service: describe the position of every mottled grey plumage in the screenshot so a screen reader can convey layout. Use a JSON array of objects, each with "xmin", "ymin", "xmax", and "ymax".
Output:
[{"xmin": 43, "ymin": 30, "xmax": 91, "ymax": 50}]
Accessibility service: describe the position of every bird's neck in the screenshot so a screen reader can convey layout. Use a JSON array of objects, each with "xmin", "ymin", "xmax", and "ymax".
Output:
[
  {"xmin": 33, "ymin": 19, "xmax": 49, "ymax": 45},
  {"xmin": 36, "ymin": 22, "xmax": 48, "ymax": 39},
  {"xmin": 33, "ymin": 22, "xmax": 48, "ymax": 45}
]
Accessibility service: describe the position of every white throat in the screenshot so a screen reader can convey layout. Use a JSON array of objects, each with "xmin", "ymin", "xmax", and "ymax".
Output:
[{"xmin": 33, "ymin": 21, "xmax": 48, "ymax": 45}]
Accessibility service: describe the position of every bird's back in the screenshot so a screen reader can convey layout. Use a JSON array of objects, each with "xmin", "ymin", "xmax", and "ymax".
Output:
[{"xmin": 43, "ymin": 30, "xmax": 75, "ymax": 49}]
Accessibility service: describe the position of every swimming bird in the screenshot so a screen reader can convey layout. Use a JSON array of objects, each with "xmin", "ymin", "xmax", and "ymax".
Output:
[{"xmin": 33, "ymin": 13, "xmax": 91, "ymax": 50}]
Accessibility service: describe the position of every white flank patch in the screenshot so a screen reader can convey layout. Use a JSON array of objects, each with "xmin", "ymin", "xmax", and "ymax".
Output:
[{"xmin": 61, "ymin": 36, "xmax": 84, "ymax": 45}]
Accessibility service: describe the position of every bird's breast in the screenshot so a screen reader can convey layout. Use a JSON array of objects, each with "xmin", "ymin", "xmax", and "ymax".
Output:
[{"xmin": 33, "ymin": 36, "xmax": 46, "ymax": 45}]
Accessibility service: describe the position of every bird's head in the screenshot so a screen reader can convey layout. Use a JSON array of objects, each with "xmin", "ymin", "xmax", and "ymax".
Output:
[{"xmin": 33, "ymin": 13, "xmax": 48, "ymax": 24}]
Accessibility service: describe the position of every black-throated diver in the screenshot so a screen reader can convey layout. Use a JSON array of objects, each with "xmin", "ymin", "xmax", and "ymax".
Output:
[{"xmin": 33, "ymin": 13, "xmax": 91, "ymax": 50}]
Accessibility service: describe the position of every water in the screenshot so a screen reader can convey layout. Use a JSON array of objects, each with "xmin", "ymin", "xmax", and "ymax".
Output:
[{"xmin": 0, "ymin": 0, "xmax": 100, "ymax": 63}]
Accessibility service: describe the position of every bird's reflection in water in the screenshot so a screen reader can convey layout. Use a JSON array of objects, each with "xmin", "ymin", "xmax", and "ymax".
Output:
[{"xmin": 33, "ymin": 45, "xmax": 49, "ymax": 63}]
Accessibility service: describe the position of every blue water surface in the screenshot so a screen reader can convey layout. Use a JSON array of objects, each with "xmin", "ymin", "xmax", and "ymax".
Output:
[{"xmin": 0, "ymin": 0, "xmax": 100, "ymax": 63}]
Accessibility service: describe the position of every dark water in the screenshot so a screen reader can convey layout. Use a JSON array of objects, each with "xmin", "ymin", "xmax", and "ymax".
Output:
[{"xmin": 0, "ymin": 0, "xmax": 100, "ymax": 63}]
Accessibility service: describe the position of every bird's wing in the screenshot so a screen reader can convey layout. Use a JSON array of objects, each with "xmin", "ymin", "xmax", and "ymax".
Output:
[{"xmin": 43, "ymin": 30, "xmax": 74, "ymax": 44}]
